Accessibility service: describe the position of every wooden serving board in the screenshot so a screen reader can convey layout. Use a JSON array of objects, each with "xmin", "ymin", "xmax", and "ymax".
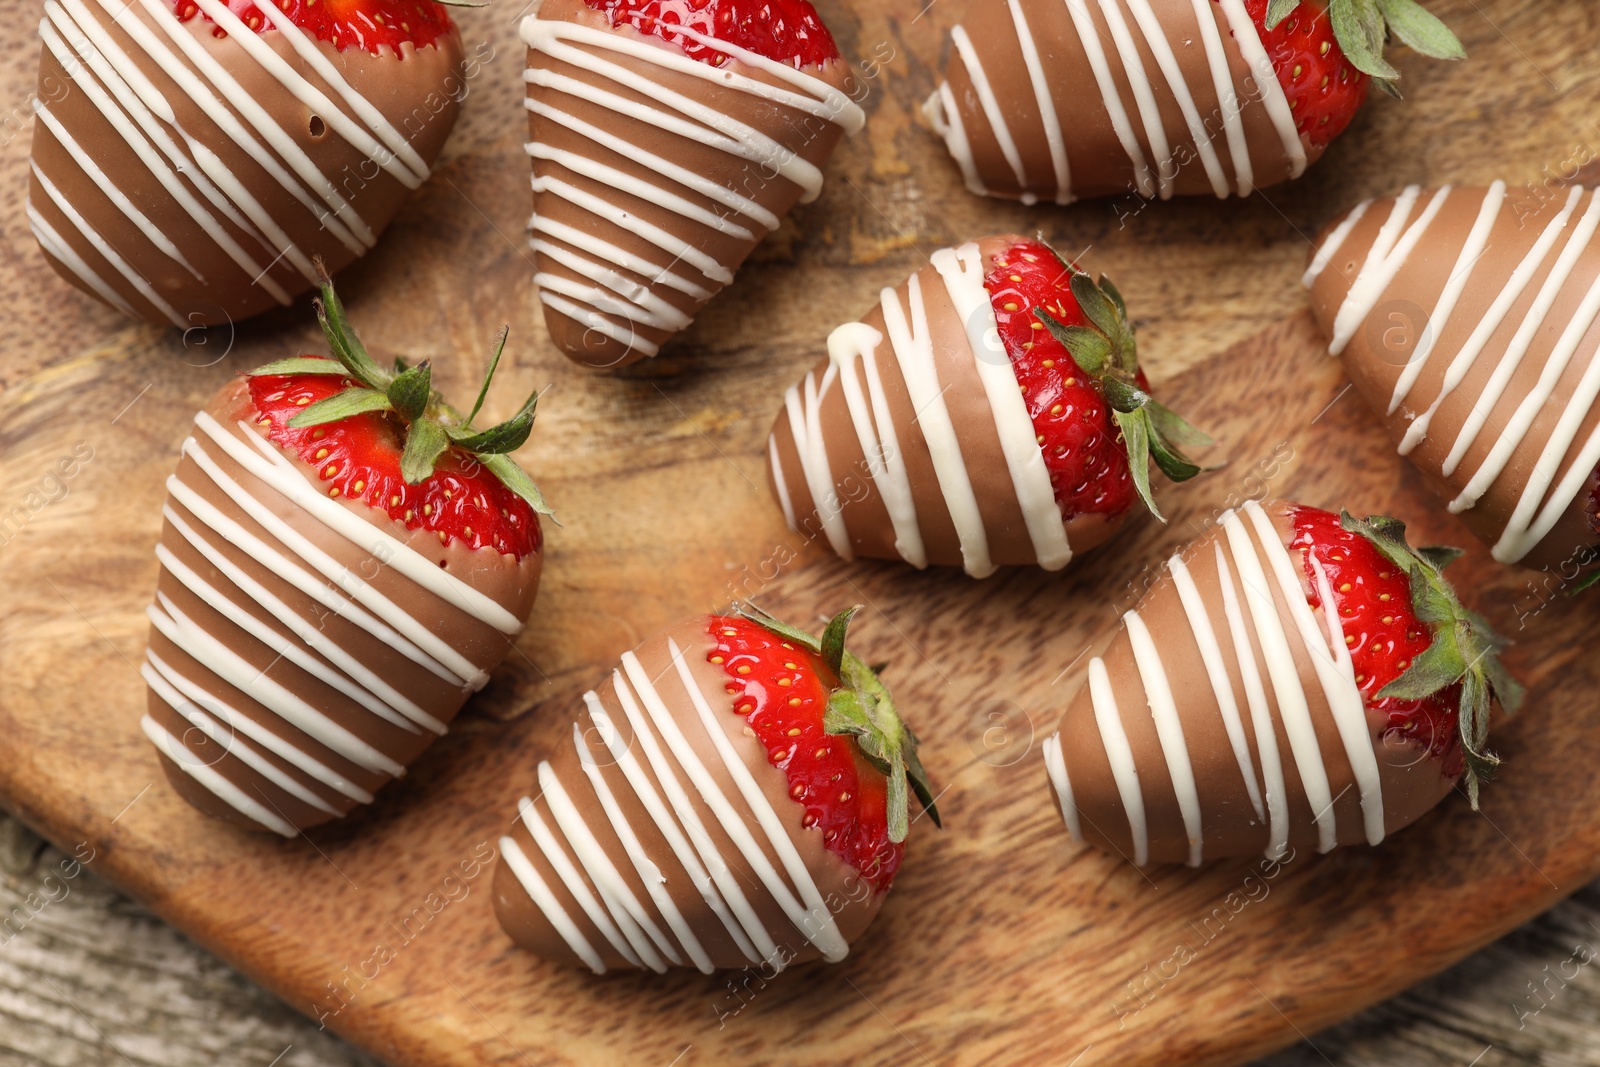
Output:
[{"xmin": 3, "ymin": 1, "xmax": 1599, "ymax": 1064}]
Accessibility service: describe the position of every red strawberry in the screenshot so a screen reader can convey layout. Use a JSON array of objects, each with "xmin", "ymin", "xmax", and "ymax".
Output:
[
  {"xmin": 1244, "ymin": 0, "xmax": 1369, "ymax": 147},
  {"xmin": 583, "ymin": 0, "xmax": 839, "ymax": 68},
  {"xmin": 984, "ymin": 239, "xmax": 1178, "ymax": 522},
  {"xmin": 492, "ymin": 606, "xmax": 938, "ymax": 972},
  {"xmin": 142, "ymin": 267, "xmax": 552, "ymax": 836},
  {"xmin": 174, "ymin": 0, "xmax": 454, "ymax": 52},
  {"xmin": 768, "ymin": 235, "xmax": 1212, "ymax": 577},
  {"xmin": 1045, "ymin": 500, "xmax": 1521, "ymax": 867},
  {"xmin": 30, "ymin": 0, "xmax": 465, "ymax": 327},
  {"xmin": 1292, "ymin": 507, "xmax": 1472, "ymax": 776}
]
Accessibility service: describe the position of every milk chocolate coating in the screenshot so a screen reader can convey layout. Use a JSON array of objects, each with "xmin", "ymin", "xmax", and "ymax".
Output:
[
  {"xmin": 1046, "ymin": 500, "xmax": 1459, "ymax": 866},
  {"xmin": 143, "ymin": 378, "xmax": 540, "ymax": 834},
  {"xmin": 522, "ymin": 0, "xmax": 859, "ymax": 368},
  {"xmin": 1306, "ymin": 184, "xmax": 1600, "ymax": 571},
  {"xmin": 767, "ymin": 234, "xmax": 1125, "ymax": 578},
  {"xmin": 30, "ymin": 0, "xmax": 463, "ymax": 326},
  {"xmin": 924, "ymin": 0, "xmax": 1321, "ymax": 204},
  {"xmin": 492, "ymin": 615, "xmax": 888, "ymax": 973}
]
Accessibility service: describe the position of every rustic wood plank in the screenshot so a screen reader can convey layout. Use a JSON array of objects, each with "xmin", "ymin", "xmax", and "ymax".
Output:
[{"xmin": 4, "ymin": 0, "xmax": 1600, "ymax": 1065}]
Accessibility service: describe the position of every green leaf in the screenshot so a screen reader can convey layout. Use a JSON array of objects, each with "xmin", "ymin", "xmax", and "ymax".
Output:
[
  {"xmin": 386, "ymin": 360, "xmax": 433, "ymax": 422},
  {"xmin": 1100, "ymin": 375, "xmax": 1150, "ymax": 415},
  {"xmin": 1407, "ymin": 565, "xmax": 1458, "ymax": 626},
  {"xmin": 248, "ymin": 357, "xmax": 347, "ymax": 377},
  {"xmin": 465, "ymin": 326, "xmax": 510, "ymax": 429},
  {"xmin": 1037, "ymin": 311, "xmax": 1110, "ymax": 376},
  {"xmin": 1146, "ymin": 400, "xmax": 1215, "ymax": 449},
  {"xmin": 902, "ymin": 725, "xmax": 941, "ymax": 828},
  {"xmin": 480, "ymin": 453, "xmax": 557, "ymax": 518},
  {"xmin": 1265, "ymin": 0, "xmax": 1301, "ymax": 29},
  {"xmin": 820, "ymin": 606, "xmax": 858, "ymax": 681},
  {"xmin": 824, "ymin": 688, "xmax": 872, "ymax": 737},
  {"xmin": 1330, "ymin": 0, "xmax": 1402, "ymax": 80},
  {"xmin": 1571, "ymin": 567, "xmax": 1600, "ymax": 596},
  {"xmin": 1376, "ymin": 0, "xmax": 1466, "ymax": 60},
  {"xmin": 1113, "ymin": 407, "xmax": 1163, "ymax": 523},
  {"xmin": 400, "ymin": 417, "xmax": 450, "ymax": 485},
  {"xmin": 1146, "ymin": 416, "xmax": 1203, "ymax": 483},
  {"xmin": 885, "ymin": 757, "xmax": 910, "ymax": 843},
  {"xmin": 1417, "ymin": 544, "xmax": 1465, "ymax": 571},
  {"xmin": 313, "ymin": 275, "xmax": 390, "ymax": 390},
  {"xmin": 1098, "ymin": 274, "xmax": 1129, "ymax": 320},
  {"xmin": 1070, "ymin": 273, "xmax": 1122, "ymax": 341},
  {"xmin": 1375, "ymin": 627, "xmax": 1464, "ymax": 701},
  {"xmin": 286, "ymin": 387, "xmax": 390, "ymax": 429},
  {"xmin": 451, "ymin": 388, "xmax": 539, "ymax": 455}
]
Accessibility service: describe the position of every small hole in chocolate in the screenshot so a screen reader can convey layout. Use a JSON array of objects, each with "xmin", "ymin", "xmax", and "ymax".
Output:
[{"xmin": 308, "ymin": 115, "xmax": 326, "ymax": 139}]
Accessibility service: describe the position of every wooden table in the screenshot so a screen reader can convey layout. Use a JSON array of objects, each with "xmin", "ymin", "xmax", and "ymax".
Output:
[{"xmin": 5, "ymin": 0, "xmax": 1600, "ymax": 1065}]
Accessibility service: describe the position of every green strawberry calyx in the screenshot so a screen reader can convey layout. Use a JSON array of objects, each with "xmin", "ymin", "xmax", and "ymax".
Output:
[
  {"xmin": 733, "ymin": 603, "xmax": 940, "ymax": 843},
  {"xmin": 247, "ymin": 262, "xmax": 554, "ymax": 520},
  {"xmin": 1341, "ymin": 512, "xmax": 1524, "ymax": 806}
]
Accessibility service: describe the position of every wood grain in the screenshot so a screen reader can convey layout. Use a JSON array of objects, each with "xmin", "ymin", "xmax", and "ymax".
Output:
[{"xmin": 2, "ymin": 1, "xmax": 1600, "ymax": 1065}]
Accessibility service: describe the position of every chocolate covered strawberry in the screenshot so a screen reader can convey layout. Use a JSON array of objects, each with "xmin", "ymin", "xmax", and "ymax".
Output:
[
  {"xmin": 1043, "ymin": 500, "xmax": 1521, "ymax": 867},
  {"xmin": 520, "ymin": 0, "xmax": 865, "ymax": 368},
  {"xmin": 924, "ymin": 0, "xmax": 1463, "ymax": 205},
  {"xmin": 29, "ymin": 0, "xmax": 466, "ymax": 326},
  {"xmin": 142, "ymin": 269, "xmax": 551, "ymax": 835},
  {"xmin": 767, "ymin": 235, "xmax": 1211, "ymax": 577},
  {"xmin": 492, "ymin": 605, "xmax": 939, "ymax": 973},
  {"xmin": 1307, "ymin": 182, "xmax": 1600, "ymax": 576}
]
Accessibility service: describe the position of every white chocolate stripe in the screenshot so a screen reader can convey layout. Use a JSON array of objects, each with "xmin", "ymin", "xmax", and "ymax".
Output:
[
  {"xmin": 155, "ymin": 540, "xmax": 422, "ymax": 735},
  {"xmin": 142, "ymin": 661, "xmax": 340, "ymax": 816},
  {"xmin": 161, "ymin": 502, "xmax": 446, "ymax": 734},
  {"xmin": 511, "ymin": 640, "xmax": 854, "ymax": 972},
  {"xmin": 499, "ymin": 835, "xmax": 607, "ymax": 973},
  {"xmin": 27, "ymin": 202, "xmax": 135, "ymax": 317},
  {"xmin": 929, "ymin": 0, "xmax": 1302, "ymax": 202},
  {"xmin": 518, "ymin": 794, "xmax": 646, "ymax": 970},
  {"xmin": 145, "ymin": 647, "xmax": 375, "ymax": 803},
  {"xmin": 1389, "ymin": 183, "xmax": 1505, "ymax": 413},
  {"xmin": 1302, "ymin": 201, "xmax": 1370, "ymax": 289},
  {"xmin": 1330, "ymin": 186, "xmax": 1451, "ymax": 356},
  {"xmin": 1248, "ymin": 505, "xmax": 1382, "ymax": 847},
  {"xmin": 29, "ymin": 161, "xmax": 186, "ymax": 327},
  {"xmin": 1213, "ymin": 540, "xmax": 1289, "ymax": 859},
  {"xmin": 932, "ymin": 243, "xmax": 1072, "ymax": 570},
  {"xmin": 1007, "ymin": 0, "xmax": 1070, "ymax": 204},
  {"xmin": 1221, "ymin": 507, "xmax": 1335, "ymax": 853},
  {"xmin": 950, "ymin": 25, "xmax": 1028, "ymax": 194},
  {"xmin": 1168, "ymin": 553, "xmax": 1263, "ymax": 822},
  {"xmin": 182, "ymin": 428, "xmax": 482, "ymax": 686},
  {"xmin": 1311, "ymin": 182, "xmax": 1600, "ymax": 563},
  {"xmin": 520, "ymin": 10, "xmax": 861, "ymax": 355},
  {"xmin": 540, "ymin": 762, "xmax": 674, "ymax": 972},
  {"xmin": 150, "ymin": 593, "xmax": 405, "ymax": 776},
  {"xmin": 1088, "ymin": 657, "xmax": 1147, "ymax": 865},
  {"xmin": 1125, "ymin": 611, "xmax": 1202, "ymax": 865},
  {"xmin": 163, "ymin": 470, "xmax": 458, "ymax": 687},
  {"xmin": 141, "ymin": 715, "xmax": 297, "ymax": 836}
]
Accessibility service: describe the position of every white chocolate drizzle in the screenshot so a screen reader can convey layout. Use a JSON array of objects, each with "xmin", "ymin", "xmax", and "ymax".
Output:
[
  {"xmin": 520, "ymin": 3, "xmax": 863, "ymax": 359},
  {"xmin": 1308, "ymin": 182, "xmax": 1600, "ymax": 563},
  {"xmin": 32, "ymin": 0, "xmax": 437, "ymax": 322},
  {"xmin": 925, "ymin": 0, "xmax": 1305, "ymax": 203},
  {"xmin": 1046, "ymin": 502, "xmax": 1379, "ymax": 865},
  {"xmin": 771, "ymin": 246, "xmax": 1071, "ymax": 578},
  {"xmin": 501, "ymin": 638, "xmax": 849, "ymax": 974}
]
